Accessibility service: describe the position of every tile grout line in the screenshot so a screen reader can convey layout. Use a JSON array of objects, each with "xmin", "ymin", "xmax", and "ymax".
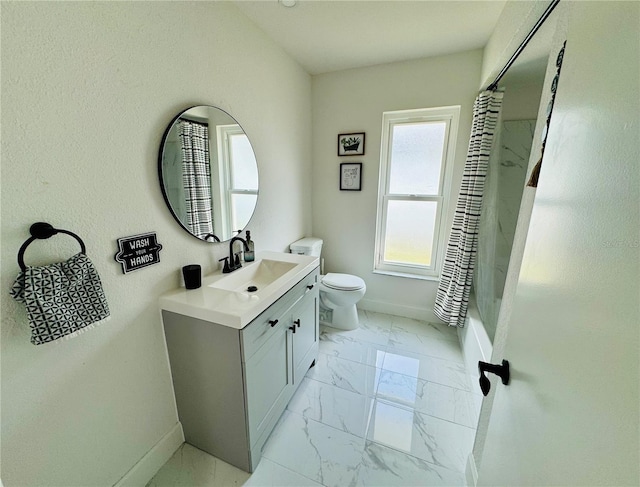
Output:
[
  {"xmin": 271, "ymin": 409, "xmax": 469, "ymax": 480},
  {"xmin": 319, "ymin": 332, "xmax": 472, "ymax": 390},
  {"xmin": 302, "ymin": 363, "xmax": 478, "ymax": 432},
  {"xmin": 258, "ymin": 455, "xmax": 326, "ymax": 487},
  {"xmin": 309, "ymin": 351, "xmax": 384, "ymax": 397},
  {"xmin": 377, "ymin": 364, "xmax": 477, "ymax": 395},
  {"xmin": 364, "ymin": 436, "xmax": 470, "ymax": 477},
  {"xmin": 371, "ymin": 396, "xmax": 478, "ymax": 432}
]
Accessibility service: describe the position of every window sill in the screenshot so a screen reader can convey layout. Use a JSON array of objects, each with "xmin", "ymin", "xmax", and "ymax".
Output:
[{"xmin": 372, "ymin": 269, "xmax": 440, "ymax": 282}]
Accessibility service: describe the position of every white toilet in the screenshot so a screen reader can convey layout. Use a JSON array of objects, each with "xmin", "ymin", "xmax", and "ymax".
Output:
[{"xmin": 290, "ymin": 237, "xmax": 366, "ymax": 330}]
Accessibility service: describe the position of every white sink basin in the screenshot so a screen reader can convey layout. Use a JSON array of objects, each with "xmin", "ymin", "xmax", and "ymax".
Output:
[
  {"xmin": 159, "ymin": 251, "xmax": 319, "ymax": 329},
  {"xmin": 209, "ymin": 259, "xmax": 297, "ymax": 293}
]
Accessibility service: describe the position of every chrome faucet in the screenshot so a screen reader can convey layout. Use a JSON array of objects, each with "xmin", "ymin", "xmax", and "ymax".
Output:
[{"xmin": 219, "ymin": 236, "xmax": 250, "ymax": 273}]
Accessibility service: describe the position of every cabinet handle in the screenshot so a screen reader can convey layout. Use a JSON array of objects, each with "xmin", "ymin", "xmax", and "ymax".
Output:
[
  {"xmin": 307, "ymin": 284, "xmax": 314, "ymax": 290},
  {"xmin": 269, "ymin": 319, "xmax": 278, "ymax": 327},
  {"xmin": 294, "ymin": 319, "xmax": 301, "ymax": 328},
  {"xmin": 289, "ymin": 325, "xmax": 296, "ymax": 334}
]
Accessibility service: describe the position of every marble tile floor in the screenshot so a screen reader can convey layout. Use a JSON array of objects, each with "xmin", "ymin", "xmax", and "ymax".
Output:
[{"xmin": 147, "ymin": 310, "xmax": 482, "ymax": 487}]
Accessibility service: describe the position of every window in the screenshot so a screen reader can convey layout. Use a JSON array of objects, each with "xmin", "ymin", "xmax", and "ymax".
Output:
[
  {"xmin": 374, "ymin": 106, "xmax": 459, "ymax": 278},
  {"xmin": 216, "ymin": 125, "xmax": 259, "ymax": 236}
]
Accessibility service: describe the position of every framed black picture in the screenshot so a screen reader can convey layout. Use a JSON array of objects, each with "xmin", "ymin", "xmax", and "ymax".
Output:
[
  {"xmin": 338, "ymin": 132, "xmax": 365, "ymax": 156},
  {"xmin": 340, "ymin": 163, "xmax": 362, "ymax": 191}
]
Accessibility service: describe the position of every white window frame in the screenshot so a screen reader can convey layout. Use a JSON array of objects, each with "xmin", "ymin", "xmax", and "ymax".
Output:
[
  {"xmin": 374, "ymin": 106, "xmax": 460, "ymax": 279},
  {"xmin": 216, "ymin": 124, "xmax": 259, "ymax": 235}
]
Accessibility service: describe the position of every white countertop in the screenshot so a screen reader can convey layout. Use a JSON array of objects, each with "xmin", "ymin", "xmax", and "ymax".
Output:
[{"xmin": 159, "ymin": 251, "xmax": 319, "ymax": 329}]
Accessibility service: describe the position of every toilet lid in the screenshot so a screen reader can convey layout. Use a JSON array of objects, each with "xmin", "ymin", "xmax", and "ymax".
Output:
[{"xmin": 322, "ymin": 273, "xmax": 365, "ymax": 291}]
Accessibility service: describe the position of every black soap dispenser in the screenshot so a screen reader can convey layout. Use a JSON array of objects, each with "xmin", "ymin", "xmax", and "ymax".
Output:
[{"xmin": 244, "ymin": 231, "xmax": 255, "ymax": 262}]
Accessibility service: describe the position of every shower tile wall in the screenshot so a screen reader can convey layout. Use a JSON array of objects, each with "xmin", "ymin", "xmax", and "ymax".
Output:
[
  {"xmin": 495, "ymin": 120, "xmax": 535, "ymax": 292},
  {"xmin": 475, "ymin": 119, "xmax": 534, "ymax": 341}
]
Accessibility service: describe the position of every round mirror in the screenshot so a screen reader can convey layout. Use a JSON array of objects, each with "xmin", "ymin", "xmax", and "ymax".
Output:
[{"xmin": 159, "ymin": 106, "xmax": 259, "ymax": 242}]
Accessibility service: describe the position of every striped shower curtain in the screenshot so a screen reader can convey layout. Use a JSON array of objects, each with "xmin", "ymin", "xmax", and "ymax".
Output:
[
  {"xmin": 179, "ymin": 119, "xmax": 214, "ymax": 239},
  {"xmin": 434, "ymin": 91, "xmax": 504, "ymax": 327}
]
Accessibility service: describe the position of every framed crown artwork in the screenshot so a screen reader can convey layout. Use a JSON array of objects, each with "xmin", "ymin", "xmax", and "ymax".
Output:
[{"xmin": 338, "ymin": 132, "xmax": 365, "ymax": 156}]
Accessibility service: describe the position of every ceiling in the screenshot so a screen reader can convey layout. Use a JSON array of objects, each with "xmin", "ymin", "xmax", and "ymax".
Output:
[{"xmin": 232, "ymin": 0, "xmax": 508, "ymax": 75}]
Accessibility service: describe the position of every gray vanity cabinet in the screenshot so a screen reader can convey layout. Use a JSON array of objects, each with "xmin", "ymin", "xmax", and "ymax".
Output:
[
  {"xmin": 290, "ymin": 288, "xmax": 319, "ymax": 384},
  {"xmin": 162, "ymin": 266, "xmax": 319, "ymax": 473},
  {"xmin": 243, "ymin": 320, "xmax": 291, "ymax": 459}
]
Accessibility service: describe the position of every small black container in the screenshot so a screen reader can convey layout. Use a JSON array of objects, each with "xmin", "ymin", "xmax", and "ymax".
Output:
[{"xmin": 182, "ymin": 264, "xmax": 201, "ymax": 290}]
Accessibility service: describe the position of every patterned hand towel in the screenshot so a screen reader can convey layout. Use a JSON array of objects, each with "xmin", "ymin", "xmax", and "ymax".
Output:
[{"xmin": 10, "ymin": 252, "xmax": 110, "ymax": 345}]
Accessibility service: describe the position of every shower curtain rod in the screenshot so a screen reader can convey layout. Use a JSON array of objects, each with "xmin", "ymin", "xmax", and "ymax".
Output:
[{"xmin": 486, "ymin": 0, "xmax": 561, "ymax": 91}]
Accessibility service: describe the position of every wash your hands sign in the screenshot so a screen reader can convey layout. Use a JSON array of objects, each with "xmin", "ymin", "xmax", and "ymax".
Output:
[{"xmin": 114, "ymin": 232, "xmax": 163, "ymax": 274}]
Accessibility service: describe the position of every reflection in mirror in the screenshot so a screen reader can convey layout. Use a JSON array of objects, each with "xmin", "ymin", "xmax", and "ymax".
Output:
[
  {"xmin": 159, "ymin": 106, "xmax": 259, "ymax": 242},
  {"xmin": 474, "ymin": 15, "xmax": 555, "ymax": 343}
]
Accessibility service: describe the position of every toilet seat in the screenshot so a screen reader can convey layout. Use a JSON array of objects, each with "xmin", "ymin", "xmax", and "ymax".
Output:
[{"xmin": 321, "ymin": 273, "xmax": 365, "ymax": 291}]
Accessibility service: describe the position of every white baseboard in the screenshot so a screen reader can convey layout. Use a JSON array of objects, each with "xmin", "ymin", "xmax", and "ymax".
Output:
[
  {"xmin": 466, "ymin": 452, "xmax": 478, "ymax": 487},
  {"xmin": 358, "ymin": 298, "xmax": 443, "ymax": 323},
  {"xmin": 114, "ymin": 422, "xmax": 184, "ymax": 487}
]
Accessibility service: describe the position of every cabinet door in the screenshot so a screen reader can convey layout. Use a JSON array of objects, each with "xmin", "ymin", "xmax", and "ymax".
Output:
[
  {"xmin": 291, "ymin": 288, "xmax": 318, "ymax": 384},
  {"xmin": 244, "ymin": 325, "xmax": 291, "ymax": 445}
]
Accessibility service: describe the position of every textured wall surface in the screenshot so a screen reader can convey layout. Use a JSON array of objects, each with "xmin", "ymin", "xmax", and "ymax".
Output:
[{"xmin": 1, "ymin": 2, "xmax": 311, "ymax": 485}]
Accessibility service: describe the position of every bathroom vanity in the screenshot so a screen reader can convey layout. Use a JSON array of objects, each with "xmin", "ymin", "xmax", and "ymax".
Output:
[{"xmin": 159, "ymin": 252, "xmax": 319, "ymax": 472}]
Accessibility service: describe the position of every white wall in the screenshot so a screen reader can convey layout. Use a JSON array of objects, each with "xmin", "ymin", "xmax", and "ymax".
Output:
[
  {"xmin": 311, "ymin": 50, "xmax": 482, "ymax": 321},
  {"xmin": 501, "ymin": 80, "xmax": 545, "ymax": 121},
  {"xmin": 0, "ymin": 3, "xmax": 311, "ymax": 486}
]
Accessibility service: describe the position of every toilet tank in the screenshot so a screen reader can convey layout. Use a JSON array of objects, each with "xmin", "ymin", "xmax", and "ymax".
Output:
[{"xmin": 290, "ymin": 237, "xmax": 323, "ymax": 256}]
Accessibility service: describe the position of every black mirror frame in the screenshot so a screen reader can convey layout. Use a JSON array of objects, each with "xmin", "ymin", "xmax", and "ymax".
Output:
[{"xmin": 157, "ymin": 105, "xmax": 259, "ymax": 243}]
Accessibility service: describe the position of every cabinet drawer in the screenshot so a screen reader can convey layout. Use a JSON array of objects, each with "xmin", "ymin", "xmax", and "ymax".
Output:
[
  {"xmin": 291, "ymin": 267, "xmax": 320, "ymax": 304},
  {"xmin": 240, "ymin": 295, "xmax": 291, "ymax": 361},
  {"xmin": 241, "ymin": 267, "xmax": 319, "ymax": 360}
]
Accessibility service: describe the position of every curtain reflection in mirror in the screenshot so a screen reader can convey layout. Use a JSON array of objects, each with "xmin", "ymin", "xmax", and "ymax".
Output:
[{"xmin": 179, "ymin": 119, "xmax": 214, "ymax": 239}]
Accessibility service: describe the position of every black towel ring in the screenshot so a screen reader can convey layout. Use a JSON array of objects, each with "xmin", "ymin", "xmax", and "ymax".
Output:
[{"xmin": 17, "ymin": 222, "xmax": 86, "ymax": 272}]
